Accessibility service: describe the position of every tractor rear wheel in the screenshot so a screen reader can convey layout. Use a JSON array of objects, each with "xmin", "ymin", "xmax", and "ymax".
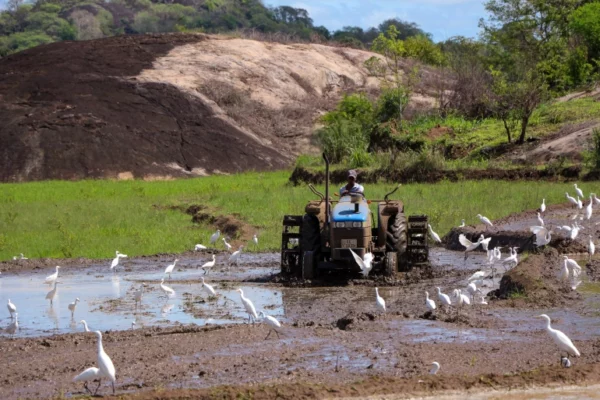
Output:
[
  {"xmin": 301, "ymin": 214, "xmax": 320, "ymax": 278},
  {"xmin": 302, "ymin": 250, "xmax": 315, "ymax": 279},
  {"xmin": 386, "ymin": 212, "xmax": 407, "ymax": 272}
]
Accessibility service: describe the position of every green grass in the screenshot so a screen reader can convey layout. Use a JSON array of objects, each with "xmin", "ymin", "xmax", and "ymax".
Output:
[{"xmin": 0, "ymin": 172, "xmax": 585, "ymax": 260}]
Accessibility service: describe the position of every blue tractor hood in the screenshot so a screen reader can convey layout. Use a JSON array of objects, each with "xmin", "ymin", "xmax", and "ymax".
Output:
[{"xmin": 332, "ymin": 198, "xmax": 369, "ymax": 222}]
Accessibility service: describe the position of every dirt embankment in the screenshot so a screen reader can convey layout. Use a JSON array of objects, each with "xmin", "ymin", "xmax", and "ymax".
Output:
[{"xmin": 289, "ymin": 165, "xmax": 581, "ymax": 186}]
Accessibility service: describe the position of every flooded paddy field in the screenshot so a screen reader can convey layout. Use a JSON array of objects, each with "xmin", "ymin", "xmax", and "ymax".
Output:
[{"xmin": 1, "ymin": 205, "xmax": 600, "ymax": 399}]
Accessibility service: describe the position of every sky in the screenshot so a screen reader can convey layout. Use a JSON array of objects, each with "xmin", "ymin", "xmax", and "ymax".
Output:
[{"xmin": 266, "ymin": 0, "xmax": 487, "ymax": 42}]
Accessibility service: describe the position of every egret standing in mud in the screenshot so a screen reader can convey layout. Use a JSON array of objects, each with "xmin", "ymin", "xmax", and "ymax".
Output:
[
  {"xmin": 201, "ymin": 277, "xmax": 216, "ymax": 296},
  {"xmin": 194, "ymin": 244, "xmax": 207, "ymax": 251},
  {"xmin": 540, "ymin": 199, "xmax": 546, "ymax": 213},
  {"xmin": 73, "ymin": 367, "xmax": 103, "ymax": 395},
  {"xmin": 94, "ymin": 330, "xmax": 117, "ymax": 395},
  {"xmin": 68, "ymin": 298, "xmax": 80, "ymax": 318},
  {"xmin": 164, "ymin": 259, "xmax": 179, "ymax": 280},
  {"xmin": 588, "ymin": 235, "xmax": 595, "ymax": 261},
  {"xmin": 159, "ymin": 279, "xmax": 175, "ymax": 298},
  {"xmin": 229, "ymin": 246, "xmax": 244, "ymax": 268},
  {"xmin": 593, "ymin": 193, "xmax": 600, "ymax": 205},
  {"xmin": 559, "ymin": 258, "xmax": 570, "ymax": 281},
  {"xmin": 425, "ymin": 291, "xmax": 436, "ymax": 313},
  {"xmin": 537, "ymin": 212, "xmax": 544, "ymax": 227},
  {"xmin": 110, "ymin": 251, "xmax": 127, "ymax": 271},
  {"xmin": 566, "ymin": 192, "xmax": 578, "ymax": 207},
  {"xmin": 586, "ymin": 195, "xmax": 594, "ymax": 221},
  {"xmin": 538, "ymin": 314, "xmax": 580, "ymax": 363},
  {"xmin": 222, "ymin": 237, "xmax": 232, "ymax": 252},
  {"xmin": 574, "ymin": 183, "xmax": 584, "ymax": 199},
  {"xmin": 459, "ymin": 219, "xmax": 466, "ymax": 228},
  {"xmin": 7, "ymin": 299, "xmax": 16, "ymax": 319},
  {"xmin": 466, "ymin": 281, "xmax": 477, "ymax": 302},
  {"xmin": 237, "ymin": 288, "xmax": 258, "ymax": 324},
  {"xmin": 201, "ymin": 254, "xmax": 216, "ymax": 275},
  {"xmin": 458, "ymin": 234, "xmax": 482, "ymax": 261},
  {"xmin": 375, "ymin": 287, "xmax": 386, "ymax": 313},
  {"xmin": 430, "ymin": 362, "xmax": 440, "ymax": 375},
  {"xmin": 210, "ymin": 229, "xmax": 221, "ymax": 246},
  {"xmin": 436, "ymin": 287, "xmax": 452, "ymax": 313},
  {"xmin": 252, "ymin": 234, "xmax": 259, "ymax": 250},
  {"xmin": 259, "ymin": 311, "xmax": 282, "ymax": 339},
  {"xmin": 428, "ymin": 224, "xmax": 442, "ymax": 244},
  {"xmin": 479, "ymin": 234, "xmax": 492, "ymax": 251},
  {"xmin": 45, "ymin": 266, "xmax": 60, "ymax": 284},
  {"xmin": 477, "ymin": 214, "xmax": 493, "ymax": 230},
  {"xmin": 46, "ymin": 281, "xmax": 59, "ymax": 305},
  {"xmin": 531, "ymin": 226, "xmax": 552, "ymax": 247}
]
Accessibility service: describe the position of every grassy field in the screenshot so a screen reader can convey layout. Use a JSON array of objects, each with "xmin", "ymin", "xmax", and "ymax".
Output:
[{"xmin": 0, "ymin": 172, "xmax": 588, "ymax": 261}]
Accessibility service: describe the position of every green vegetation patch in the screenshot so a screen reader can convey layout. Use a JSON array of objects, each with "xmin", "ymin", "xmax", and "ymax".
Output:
[{"xmin": 0, "ymin": 173, "xmax": 578, "ymax": 260}]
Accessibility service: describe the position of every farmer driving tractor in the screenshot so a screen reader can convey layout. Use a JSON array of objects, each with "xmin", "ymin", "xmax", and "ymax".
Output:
[{"xmin": 340, "ymin": 169, "xmax": 364, "ymax": 197}]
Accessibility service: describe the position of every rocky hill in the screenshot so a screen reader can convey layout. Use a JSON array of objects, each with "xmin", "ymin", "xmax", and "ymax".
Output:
[{"xmin": 0, "ymin": 33, "xmax": 439, "ymax": 182}]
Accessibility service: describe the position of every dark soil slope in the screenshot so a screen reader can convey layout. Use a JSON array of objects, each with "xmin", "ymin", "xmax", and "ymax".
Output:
[{"xmin": 0, "ymin": 33, "xmax": 289, "ymax": 182}]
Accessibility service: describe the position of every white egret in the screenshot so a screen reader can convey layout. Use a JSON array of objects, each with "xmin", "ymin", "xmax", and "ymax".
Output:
[
  {"xmin": 559, "ymin": 258, "xmax": 570, "ymax": 281},
  {"xmin": 569, "ymin": 223, "xmax": 581, "ymax": 240},
  {"xmin": 477, "ymin": 214, "xmax": 494, "ymax": 230},
  {"xmin": 538, "ymin": 314, "xmax": 580, "ymax": 361},
  {"xmin": 540, "ymin": 199, "xmax": 546, "ymax": 213},
  {"xmin": 209, "ymin": 229, "xmax": 221, "ymax": 245},
  {"xmin": 537, "ymin": 212, "xmax": 545, "ymax": 227},
  {"xmin": 164, "ymin": 259, "xmax": 179, "ymax": 279},
  {"xmin": 110, "ymin": 251, "xmax": 127, "ymax": 271},
  {"xmin": 159, "ymin": 279, "xmax": 175, "ymax": 298},
  {"xmin": 252, "ymin": 234, "xmax": 259, "ymax": 249},
  {"xmin": 563, "ymin": 256, "xmax": 581, "ymax": 274},
  {"xmin": 46, "ymin": 281, "xmax": 59, "ymax": 305},
  {"xmin": 531, "ymin": 226, "xmax": 552, "ymax": 247},
  {"xmin": 68, "ymin": 298, "xmax": 80, "ymax": 318},
  {"xmin": 574, "ymin": 184, "xmax": 584, "ymax": 199},
  {"xmin": 577, "ymin": 197, "xmax": 583, "ymax": 210},
  {"xmin": 588, "ymin": 235, "xmax": 595, "ymax": 261},
  {"xmin": 237, "ymin": 288, "xmax": 258, "ymax": 324},
  {"xmin": 201, "ymin": 254, "xmax": 216, "ymax": 275},
  {"xmin": 494, "ymin": 247, "xmax": 502, "ymax": 262},
  {"xmin": 201, "ymin": 277, "xmax": 216, "ymax": 296},
  {"xmin": 430, "ymin": 362, "xmax": 440, "ymax": 375},
  {"xmin": 80, "ymin": 320, "xmax": 90, "ymax": 332},
  {"xmin": 7, "ymin": 299, "xmax": 16, "ymax": 319},
  {"xmin": 428, "ymin": 224, "xmax": 442, "ymax": 244},
  {"xmin": 44, "ymin": 266, "xmax": 60, "ymax": 284},
  {"xmin": 593, "ymin": 193, "xmax": 600, "ymax": 205},
  {"xmin": 561, "ymin": 356, "xmax": 572, "ymax": 368},
  {"xmin": 425, "ymin": 291, "xmax": 436, "ymax": 312},
  {"xmin": 258, "ymin": 311, "xmax": 282, "ymax": 339},
  {"xmin": 73, "ymin": 367, "xmax": 103, "ymax": 395},
  {"xmin": 459, "ymin": 234, "xmax": 482, "ymax": 260},
  {"xmin": 566, "ymin": 193, "xmax": 578, "ymax": 207},
  {"xmin": 94, "ymin": 330, "xmax": 117, "ymax": 395},
  {"xmin": 468, "ymin": 270, "xmax": 487, "ymax": 282},
  {"xmin": 466, "ymin": 281, "xmax": 477, "ymax": 301},
  {"xmin": 222, "ymin": 237, "xmax": 233, "ymax": 252},
  {"xmin": 194, "ymin": 244, "xmax": 207, "ymax": 251},
  {"xmin": 6, "ymin": 313, "xmax": 18, "ymax": 337},
  {"xmin": 503, "ymin": 247, "xmax": 519, "ymax": 269},
  {"xmin": 475, "ymin": 290, "xmax": 488, "ymax": 305},
  {"xmin": 229, "ymin": 246, "xmax": 244, "ymax": 267},
  {"xmin": 349, "ymin": 249, "xmax": 374, "ymax": 277},
  {"xmin": 459, "ymin": 219, "xmax": 465, "ymax": 228},
  {"xmin": 586, "ymin": 195, "xmax": 594, "ymax": 220},
  {"xmin": 436, "ymin": 287, "xmax": 452, "ymax": 313},
  {"xmin": 479, "ymin": 234, "xmax": 492, "ymax": 251},
  {"xmin": 453, "ymin": 289, "xmax": 471, "ymax": 309},
  {"xmin": 131, "ymin": 320, "xmax": 136, "ymax": 330},
  {"xmin": 375, "ymin": 287, "xmax": 386, "ymax": 313}
]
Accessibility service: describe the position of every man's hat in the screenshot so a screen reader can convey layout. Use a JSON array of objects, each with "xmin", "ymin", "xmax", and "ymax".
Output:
[{"xmin": 348, "ymin": 169, "xmax": 357, "ymax": 179}]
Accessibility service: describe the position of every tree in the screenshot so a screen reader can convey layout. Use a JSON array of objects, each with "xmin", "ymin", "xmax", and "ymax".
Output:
[
  {"xmin": 570, "ymin": 3, "xmax": 600, "ymax": 59},
  {"xmin": 378, "ymin": 18, "xmax": 430, "ymax": 40}
]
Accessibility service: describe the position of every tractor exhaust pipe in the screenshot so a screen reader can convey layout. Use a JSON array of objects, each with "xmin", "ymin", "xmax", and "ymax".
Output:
[{"xmin": 323, "ymin": 153, "xmax": 330, "ymax": 226}]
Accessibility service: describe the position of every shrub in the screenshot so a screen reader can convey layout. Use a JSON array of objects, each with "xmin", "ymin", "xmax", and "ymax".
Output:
[
  {"xmin": 0, "ymin": 30, "xmax": 53, "ymax": 57},
  {"xmin": 316, "ymin": 117, "xmax": 368, "ymax": 164},
  {"xmin": 584, "ymin": 129, "xmax": 600, "ymax": 171}
]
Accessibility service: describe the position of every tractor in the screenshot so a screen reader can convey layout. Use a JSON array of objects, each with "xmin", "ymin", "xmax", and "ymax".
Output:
[{"xmin": 281, "ymin": 154, "xmax": 428, "ymax": 278}]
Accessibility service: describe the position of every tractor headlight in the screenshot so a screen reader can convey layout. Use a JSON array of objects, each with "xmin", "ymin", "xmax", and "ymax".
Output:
[
  {"xmin": 335, "ymin": 222, "xmax": 346, "ymax": 228},
  {"xmin": 352, "ymin": 222, "xmax": 363, "ymax": 228}
]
